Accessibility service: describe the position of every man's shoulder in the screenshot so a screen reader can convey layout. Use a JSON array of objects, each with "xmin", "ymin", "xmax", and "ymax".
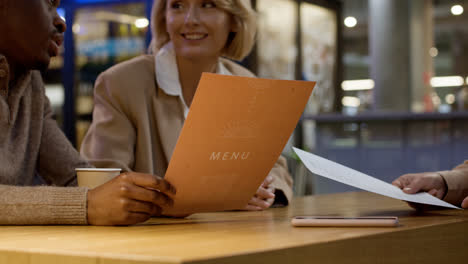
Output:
[{"xmin": 220, "ymin": 58, "xmax": 256, "ymax": 78}]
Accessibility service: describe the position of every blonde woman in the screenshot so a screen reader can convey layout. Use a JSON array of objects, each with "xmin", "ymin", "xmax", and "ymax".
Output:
[{"xmin": 81, "ymin": 0, "xmax": 293, "ymax": 213}]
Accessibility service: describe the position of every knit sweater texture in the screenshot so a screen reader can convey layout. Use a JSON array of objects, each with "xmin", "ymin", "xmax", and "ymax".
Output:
[{"xmin": 0, "ymin": 55, "xmax": 90, "ymax": 225}]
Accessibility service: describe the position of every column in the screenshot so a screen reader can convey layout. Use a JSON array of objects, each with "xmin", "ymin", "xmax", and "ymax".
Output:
[
  {"xmin": 410, "ymin": 0, "xmax": 434, "ymax": 112},
  {"xmin": 369, "ymin": 0, "xmax": 434, "ymax": 112},
  {"xmin": 369, "ymin": 0, "xmax": 410, "ymax": 111}
]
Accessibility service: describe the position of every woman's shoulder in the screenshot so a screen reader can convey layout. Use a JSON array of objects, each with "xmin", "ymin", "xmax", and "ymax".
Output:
[
  {"xmin": 95, "ymin": 55, "xmax": 156, "ymax": 102},
  {"xmin": 100, "ymin": 55, "xmax": 155, "ymax": 80},
  {"xmin": 220, "ymin": 58, "xmax": 256, "ymax": 78}
]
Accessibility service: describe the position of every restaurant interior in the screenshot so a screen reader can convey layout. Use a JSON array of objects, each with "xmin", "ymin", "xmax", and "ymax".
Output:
[{"xmin": 46, "ymin": 0, "xmax": 468, "ymax": 196}]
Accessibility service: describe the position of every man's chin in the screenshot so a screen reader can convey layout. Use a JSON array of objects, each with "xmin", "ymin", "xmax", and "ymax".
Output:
[{"xmin": 33, "ymin": 57, "xmax": 51, "ymax": 72}]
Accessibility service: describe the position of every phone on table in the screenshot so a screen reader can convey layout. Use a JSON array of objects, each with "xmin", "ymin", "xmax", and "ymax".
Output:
[{"xmin": 291, "ymin": 216, "xmax": 399, "ymax": 227}]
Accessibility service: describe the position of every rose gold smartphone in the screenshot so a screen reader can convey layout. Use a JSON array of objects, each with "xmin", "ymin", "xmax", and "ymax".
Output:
[{"xmin": 291, "ymin": 216, "xmax": 399, "ymax": 227}]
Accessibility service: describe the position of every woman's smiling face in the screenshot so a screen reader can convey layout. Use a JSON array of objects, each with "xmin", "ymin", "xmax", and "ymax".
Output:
[{"xmin": 165, "ymin": 0, "xmax": 234, "ymax": 60}]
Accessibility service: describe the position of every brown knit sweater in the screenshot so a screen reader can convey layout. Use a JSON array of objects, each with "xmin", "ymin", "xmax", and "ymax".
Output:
[{"xmin": 0, "ymin": 55, "xmax": 90, "ymax": 225}]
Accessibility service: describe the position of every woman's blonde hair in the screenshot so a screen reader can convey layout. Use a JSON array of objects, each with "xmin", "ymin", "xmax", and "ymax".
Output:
[{"xmin": 150, "ymin": 0, "xmax": 256, "ymax": 61}]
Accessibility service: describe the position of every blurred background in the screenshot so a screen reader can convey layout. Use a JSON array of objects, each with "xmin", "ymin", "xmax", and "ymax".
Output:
[{"xmin": 45, "ymin": 0, "xmax": 468, "ymax": 196}]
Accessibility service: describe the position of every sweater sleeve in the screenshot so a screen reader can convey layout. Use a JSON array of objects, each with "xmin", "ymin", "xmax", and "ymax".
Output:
[
  {"xmin": 0, "ymin": 185, "xmax": 88, "ymax": 225},
  {"xmin": 269, "ymin": 155, "xmax": 293, "ymax": 206},
  {"xmin": 1, "ymin": 75, "xmax": 92, "ymax": 225},
  {"xmin": 439, "ymin": 160, "xmax": 468, "ymax": 206}
]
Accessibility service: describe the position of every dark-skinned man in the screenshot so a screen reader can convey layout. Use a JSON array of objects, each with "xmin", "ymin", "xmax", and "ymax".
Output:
[{"xmin": 0, "ymin": 0, "xmax": 175, "ymax": 225}]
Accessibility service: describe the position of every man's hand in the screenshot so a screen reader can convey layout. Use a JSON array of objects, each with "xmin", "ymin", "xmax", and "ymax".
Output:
[
  {"xmin": 244, "ymin": 175, "xmax": 275, "ymax": 211},
  {"xmin": 392, "ymin": 172, "xmax": 447, "ymax": 199},
  {"xmin": 87, "ymin": 172, "xmax": 176, "ymax": 225},
  {"xmin": 392, "ymin": 172, "xmax": 447, "ymax": 210}
]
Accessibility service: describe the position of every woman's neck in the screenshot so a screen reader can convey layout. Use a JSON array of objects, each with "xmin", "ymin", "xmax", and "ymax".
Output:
[{"xmin": 176, "ymin": 56, "xmax": 218, "ymax": 107}]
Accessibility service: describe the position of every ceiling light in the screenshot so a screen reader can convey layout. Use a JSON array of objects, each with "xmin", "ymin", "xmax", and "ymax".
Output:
[
  {"xmin": 344, "ymin": 17, "xmax": 357, "ymax": 28},
  {"xmin": 341, "ymin": 79, "xmax": 374, "ymax": 91},
  {"xmin": 451, "ymin": 5, "xmax": 464, "ymax": 15},
  {"xmin": 430, "ymin": 76, "xmax": 464, "ymax": 87},
  {"xmin": 135, "ymin": 18, "xmax": 149, "ymax": 28}
]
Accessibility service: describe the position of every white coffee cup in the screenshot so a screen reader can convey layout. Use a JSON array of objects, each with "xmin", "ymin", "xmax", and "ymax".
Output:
[{"xmin": 75, "ymin": 168, "xmax": 122, "ymax": 189}]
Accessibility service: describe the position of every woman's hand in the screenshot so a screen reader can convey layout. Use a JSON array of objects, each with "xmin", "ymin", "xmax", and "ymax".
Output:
[
  {"xmin": 244, "ymin": 175, "xmax": 276, "ymax": 211},
  {"xmin": 392, "ymin": 172, "xmax": 447, "ymax": 210},
  {"xmin": 87, "ymin": 172, "xmax": 176, "ymax": 225}
]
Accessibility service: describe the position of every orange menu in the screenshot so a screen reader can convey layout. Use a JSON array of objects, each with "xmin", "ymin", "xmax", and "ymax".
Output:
[{"xmin": 163, "ymin": 73, "xmax": 315, "ymax": 215}]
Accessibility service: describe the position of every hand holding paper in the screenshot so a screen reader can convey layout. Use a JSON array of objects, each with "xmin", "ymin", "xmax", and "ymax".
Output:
[
  {"xmin": 392, "ymin": 172, "xmax": 447, "ymax": 199},
  {"xmin": 293, "ymin": 147, "xmax": 460, "ymax": 209}
]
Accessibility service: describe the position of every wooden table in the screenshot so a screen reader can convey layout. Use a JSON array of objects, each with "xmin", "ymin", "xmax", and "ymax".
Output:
[{"xmin": 1, "ymin": 192, "xmax": 467, "ymax": 264}]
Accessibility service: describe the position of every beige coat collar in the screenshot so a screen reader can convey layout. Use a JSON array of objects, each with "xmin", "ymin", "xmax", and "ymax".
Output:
[{"xmin": 155, "ymin": 42, "xmax": 232, "ymax": 119}]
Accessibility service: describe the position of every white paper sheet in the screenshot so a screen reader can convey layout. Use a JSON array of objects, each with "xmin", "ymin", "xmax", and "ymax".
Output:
[{"xmin": 293, "ymin": 147, "xmax": 460, "ymax": 209}]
